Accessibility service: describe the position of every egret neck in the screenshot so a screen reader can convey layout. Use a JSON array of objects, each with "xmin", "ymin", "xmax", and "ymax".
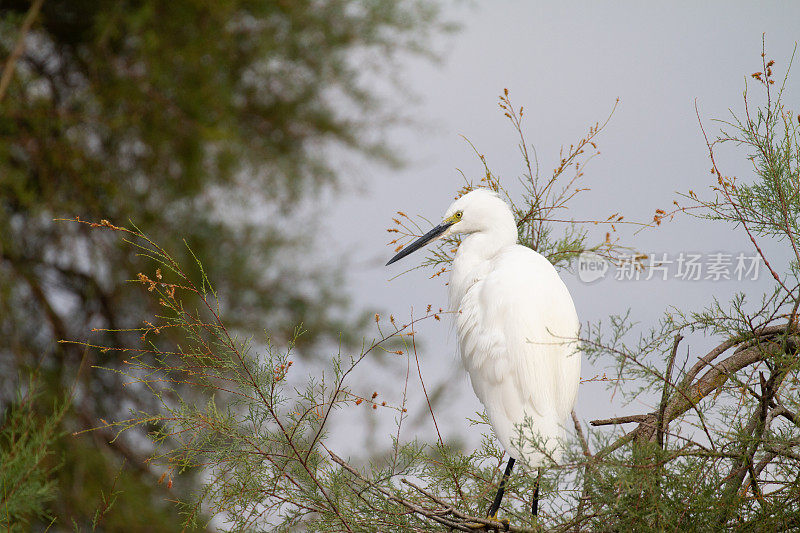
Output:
[{"xmin": 449, "ymin": 208, "xmax": 517, "ymax": 308}]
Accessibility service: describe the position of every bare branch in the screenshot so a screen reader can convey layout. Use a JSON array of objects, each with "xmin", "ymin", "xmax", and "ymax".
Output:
[{"xmin": 590, "ymin": 414, "xmax": 648, "ymax": 427}]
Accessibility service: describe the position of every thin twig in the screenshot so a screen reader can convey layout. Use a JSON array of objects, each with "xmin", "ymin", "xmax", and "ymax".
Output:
[
  {"xmin": 657, "ymin": 334, "xmax": 683, "ymax": 448},
  {"xmin": 571, "ymin": 411, "xmax": 591, "ymax": 458}
]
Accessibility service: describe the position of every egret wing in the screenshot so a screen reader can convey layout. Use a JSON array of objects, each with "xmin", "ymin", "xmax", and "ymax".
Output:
[{"xmin": 458, "ymin": 246, "xmax": 580, "ymax": 464}]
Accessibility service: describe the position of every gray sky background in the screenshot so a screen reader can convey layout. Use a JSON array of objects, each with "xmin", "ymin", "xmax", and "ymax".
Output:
[{"xmin": 315, "ymin": 2, "xmax": 800, "ymax": 457}]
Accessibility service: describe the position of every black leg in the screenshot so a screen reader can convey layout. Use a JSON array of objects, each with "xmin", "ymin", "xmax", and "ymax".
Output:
[
  {"xmin": 487, "ymin": 457, "xmax": 515, "ymax": 517},
  {"xmin": 531, "ymin": 467, "xmax": 542, "ymax": 516}
]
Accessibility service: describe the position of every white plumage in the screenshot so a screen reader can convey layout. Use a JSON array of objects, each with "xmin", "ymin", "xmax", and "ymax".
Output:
[
  {"xmin": 387, "ymin": 188, "xmax": 581, "ymax": 469},
  {"xmin": 445, "ymin": 189, "xmax": 580, "ymax": 467}
]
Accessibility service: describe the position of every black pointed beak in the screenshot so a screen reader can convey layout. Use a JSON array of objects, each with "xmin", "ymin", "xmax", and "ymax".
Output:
[{"xmin": 386, "ymin": 222, "xmax": 453, "ymax": 266}]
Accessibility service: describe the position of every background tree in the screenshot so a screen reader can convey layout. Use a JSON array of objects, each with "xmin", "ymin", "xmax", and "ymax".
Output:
[{"xmin": 0, "ymin": 1, "xmax": 443, "ymax": 529}]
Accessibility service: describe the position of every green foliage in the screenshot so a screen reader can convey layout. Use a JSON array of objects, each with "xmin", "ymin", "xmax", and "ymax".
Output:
[
  {"xmin": 64, "ymin": 221, "xmax": 539, "ymax": 530},
  {"xmin": 0, "ymin": 378, "xmax": 65, "ymax": 530},
  {"xmin": 572, "ymin": 49, "xmax": 800, "ymax": 531},
  {"xmin": 690, "ymin": 51, "xmax": 800, "ymax": 248}
]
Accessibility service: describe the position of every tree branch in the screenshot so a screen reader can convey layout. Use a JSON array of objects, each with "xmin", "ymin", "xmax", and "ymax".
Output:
[
  {"xmin": 0, "ymin": 0, "xmax": 45, "ymax": 103},
  {"xmin": 657, "ymin": 334, "xmax": 683, "ymax": 448},
  {"xmin": 590, "ymin": 324, "xmax": 799, "ymax": 459}
]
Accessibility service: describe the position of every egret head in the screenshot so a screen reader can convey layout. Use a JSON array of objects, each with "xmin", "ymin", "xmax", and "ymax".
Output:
[{"xmin": 386, "ymin": 188, "xmax": 516, "ymax": 266}]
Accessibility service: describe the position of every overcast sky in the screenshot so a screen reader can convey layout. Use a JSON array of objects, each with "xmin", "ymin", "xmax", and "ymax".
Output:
[{"xmin": 318, "ymin": 2, "xmax": 800, "ymax": 457}]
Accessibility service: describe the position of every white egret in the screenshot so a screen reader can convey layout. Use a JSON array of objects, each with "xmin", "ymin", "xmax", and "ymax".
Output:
[{"xmin": 386, "ymin": 188, "xmax": 581, "ymax": 518}]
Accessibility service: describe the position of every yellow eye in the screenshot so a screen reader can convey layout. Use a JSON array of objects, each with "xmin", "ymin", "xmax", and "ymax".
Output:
[{"xmin": 454, "ymin": 211, "xmax": 463, "ymax": 220}]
